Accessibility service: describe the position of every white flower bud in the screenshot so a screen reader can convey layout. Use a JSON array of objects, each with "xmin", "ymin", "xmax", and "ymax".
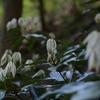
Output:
[
  {"xmin": 95, "ymin": 13, "xmax": 100, "ymax": 23},
  {"xmin": 5, "ymin": 61, "xmax": 16, "ymax": 78},
  {"xmin": 32, "ymin": 54, "xmax": 39, "ymax": 60},
  {"xmin": 0, "ymin": 49, "xmax": 12, "ymax": 66},
  {"xmin": 6, "ymin": 22, "xmax": 12, "ymax": 31},
  {"xmin": 18, "ymin": 17, "xmax": 24, "ymax": 27},
  {"xmin": 25, "ymin": 17, "xmax": 32, "ymax": 24},
  {"xmin": 32, "ymin": 70, "xmax": 45, "ymax": 78},
  {"xmin": 5, "ymin": 49, "xmax": 12, "ymax": 55},
  {"xmin": 6, "ymin": 18, "xmax": 17, "ymax": 30},
  {"xmin": 46, "ymin": 39, "xmax": 57, "ymax": 62},
  {"xmin": 32, "ymin": 17, "xmax": 41, "ymax": 32},
  {"xmin": 11, "ymin": 18, "xmax": 17, "ymax": 28},
  {"xmin": 12, "ymin": 52, "xmax": 22, "ymax": 65}
]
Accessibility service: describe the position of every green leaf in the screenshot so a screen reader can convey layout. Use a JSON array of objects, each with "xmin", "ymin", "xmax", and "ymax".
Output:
[{"xmin": 0, "ymin": 90, "xmax": 6, "ymax": 99}]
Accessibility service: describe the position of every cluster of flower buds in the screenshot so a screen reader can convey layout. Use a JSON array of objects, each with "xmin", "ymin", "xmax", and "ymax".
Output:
[
  {"xmin": 18, "ymin": 16, "xmax": 41, "ymax": 33},
  {"xmin": 6, "ymin": 16, "xmax": 42, "ymax": 33},
  {"xmin": 0, "ymin": 50, "xmax": 22, "ymax": 81},
  {"xmin": 46, "ymin": 39, "xmax": 57, "ymax": 63}
]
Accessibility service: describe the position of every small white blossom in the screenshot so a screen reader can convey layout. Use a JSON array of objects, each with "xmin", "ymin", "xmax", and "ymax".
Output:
[
  {"xmin": 6, "ymin": 18, "xmax": 17, "ymax": 30},
  {"xmin": 46, "ymin": 39, "xmax": 57, "ymax": 62},
  {"xmin": 0, "ymin": 49, "xmax": 12, "ymax": 66},
  {"xmin": 83, "ymin": 30, "xmax": 100, "ymax": 73},
  {"xmin": 6, "ymin": 22, "xmax": 12, "ymax": 31},
  {"xmin": 5, "ymin": 61, "xmax": 16, "ymax": 78},
  {"xmin": 25, "ymin": 17, "xmax": 32, "ymax": 24},
  {"xmin": 18, "ymin": 16, "xmax": 41, "ymax": 33},
  {"xmin": 18, "ymin": 17, "xmax": 24, "ymax": 26},
  {"xmin": 95, "ymin": 13, "xmax": 100, "ymax": 23},
  {"xmin": 32, "ymin": 17, "xmax": 41, "ymax": 32},
  {"xmin": 32, "ymin": 70, "xmax": 45, "ymax": 78},
  {"xmin": 32, "ymin": 54, "xmax": 39, "ymax": 60},
  {"xmin": 12, "ymin": 52, "xmax": 22, "ymax": 65},
  {"xmin": 11, "ymin": 18, "xmax": 17, "ymax": 28}
]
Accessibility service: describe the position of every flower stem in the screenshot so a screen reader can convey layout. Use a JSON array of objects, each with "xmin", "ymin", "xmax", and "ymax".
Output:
[
  {"xmin": 57, "ymin": 68, "xmax": 68, "ymax": 83},
  {"xmin": 52, "ymin": 58, "xmax": 68, "ymax": 83}
]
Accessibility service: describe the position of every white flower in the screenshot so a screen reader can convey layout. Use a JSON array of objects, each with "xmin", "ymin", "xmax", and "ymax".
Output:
[
  {"xmin": 12, "ymin": 52, "xmax": 22, "ymax": 65},
  {"xmin": 32, "ymin": 17, "xmax": 41, "ymax": 32},
  {"xmin": 83, "ymin": 30, "xmax": 100, "ymax": 73},
  {"xmin": 32, "ymin": 70, "xmax": 45, "ymax": 78},
  {"xmin": 6, "ymin": 22, "xmax": 12, "ymax": 31},
  {"xmin": 32, "ymin": 54, "xmax": 39, "ymax": 60},
  {"xmin": 46, "ymin": 39, "xmax": 57, "ymax": 62},
  {"xmin": 18, "ymin": 17, "xmax": 24, "ymax": 26},
  {"xmin": 25, "ymin": 17, "xmax": 32, "ymax": 24},
  {"xmin": 0, "ymin": 68, "xmax": 6, "ymax": 82},
  {"xmin": 5, "ymin": 61, "xmax": 16, "ymax": 78},
  {"xmin": 0, "ymin": 49, "xmax": 12, "ymax": 66},
  {"xmin": 11, "ymin": 18, "xmax": 17, "ymax": 28},
  {"xmin": 95, "ymin": 13, "xmax": 100, "ymax": 23},
  {"xmin": 6, "ymin": 18, "xmax": 17, "ymax": 30}
]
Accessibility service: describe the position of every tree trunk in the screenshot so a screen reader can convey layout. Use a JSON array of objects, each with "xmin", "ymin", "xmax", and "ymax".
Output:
[
  {"xmin": 38, "ymin": 0, "xmax": 46, "ymax": 32},
  {"xmin": 0, "ymin": 0, "xmax": 23, "ymax": 57}
]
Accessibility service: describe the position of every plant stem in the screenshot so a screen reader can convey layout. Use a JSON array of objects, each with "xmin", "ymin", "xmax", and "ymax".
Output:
[
  {"xmin": 52, "ymin": 58, "xmax": 68, "ymax": 83},
  {"xmin": 57, "ymin": 68, "xmax": 68, "ymax": 83}
]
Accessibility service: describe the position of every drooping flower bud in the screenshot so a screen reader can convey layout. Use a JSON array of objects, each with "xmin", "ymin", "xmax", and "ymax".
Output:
[
  {"xmin": 83, "ymin": 30, "xmax": 100, "ymax": 73},
  {"xmin": 11, "ymin": 18, "xmax": 17, "ymax": 28},
  {"xmin": 95, "ymin": 13, "xmax": 100, "ymax": 24},
  {"xmin": 46, "ymin": 39, "xmax": 57, "ymax": 63},
  {"xmin": 32, "ymin": 54, "xmax": 39, "ymax": 60},
  {"xmin": 6, "ymin": 18, "xmax": 17, "ymax": 30},
  {"xmin": 0, "ymin": 49, "xmax": 12, "ymax": 66},
  {"xmin": 5, "ymin": 61, "xmax": 16, "ymax": 78},
  {"xmin": 6, "ymin": 22, "xmax": 12, "ymax": 31},
  {"xmin": 18, "ymin": 17, "xmax": 24, "ymax": 27},
  {"xmin": 25, "ymin": 17, "xmax": 32, "ymax": 24},
  {"xmin": 12, "ymin": 52, "xmax": 22, "ymax": 65}
]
